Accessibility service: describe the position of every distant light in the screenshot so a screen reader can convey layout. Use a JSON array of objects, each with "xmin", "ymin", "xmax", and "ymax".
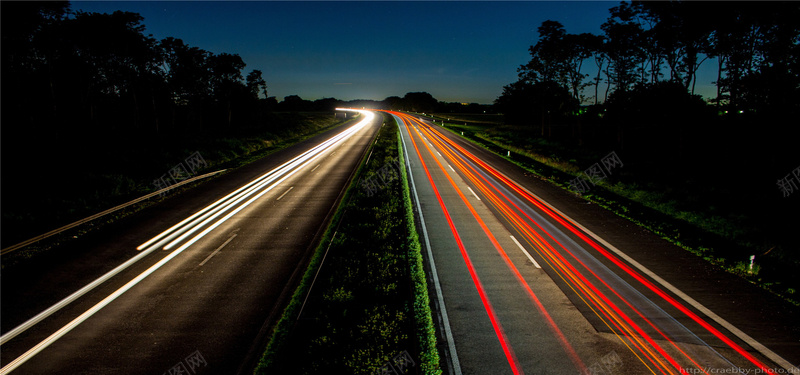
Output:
[{"xmin": 739, "ymin": 110, "xmax": 744, "ymax": 114}]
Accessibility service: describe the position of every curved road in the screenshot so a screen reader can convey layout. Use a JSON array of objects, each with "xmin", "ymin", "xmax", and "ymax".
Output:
[
  {"xmin": 391, "ymin": 111, "xmax": 800, "ymax": 375},
  {"xmin": 0, "ymin": 110, "xmax": 381, "ymax": 374}
]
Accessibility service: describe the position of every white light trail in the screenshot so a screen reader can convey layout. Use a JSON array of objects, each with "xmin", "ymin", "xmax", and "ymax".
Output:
[
  {"xmin": 139, "ymin": 112, "xmax": 370, "ymax": 252},
  {"xmin": 0, "ymin": 110, "xmax": 374, "ymax": 373}
]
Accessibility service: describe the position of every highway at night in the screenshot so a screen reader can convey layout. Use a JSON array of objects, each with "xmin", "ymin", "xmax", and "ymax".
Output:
[
  {"xmin": 2, "ymin": 110, "xmax": 798, "ymax": 374},
  {"xmin": 0, "ymin": 111, "xmax": 380, "ymax": 374},
  {"xmin": 390, "ymin": 111, "xmax": 800, "ymax": 375},
  {"xmin": 4, "ymin": 2, "xmax": 799, "ymax": 374}
]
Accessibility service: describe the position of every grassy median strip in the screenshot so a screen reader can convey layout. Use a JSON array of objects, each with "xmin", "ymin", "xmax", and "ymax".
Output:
[{"xmin": 255, "ymin": 114, "xmax": 441, "ymax": 374}]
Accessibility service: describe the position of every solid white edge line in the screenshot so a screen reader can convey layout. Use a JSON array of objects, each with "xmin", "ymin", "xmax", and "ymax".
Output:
[
  {"xmin": 466, "ymin": 186, "xmax": 481, "ymax": 201},
  {"xmin": 395, "ymin": 114, "xmax": 462, "ymax": 375},
  {"xmin": 491, "ymin": 165, "xmax": 800, "ymax": 373},
  {"xmin": 199, "ymin": 233, "xmax": 237, "ymax": 267},
  {"xmin": 510, "ymin": 235, "xmax": 541, "ymax": 269},
  {"xmin": 437, "ymin": 125, "xmax": 798, "ymax": 370},
  {"xmin": 0, "ymin": 112, "xmax": 374, "ymax": 366},
  {"xmin": 296, "ymin": 230, "xmax": 337, "ymax": 321}
]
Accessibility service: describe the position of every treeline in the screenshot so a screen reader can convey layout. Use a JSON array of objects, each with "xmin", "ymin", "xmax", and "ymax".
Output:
[
  {"xmin": 490, "ymin": 1, "xmax": 800, "ymax": 289},
  {"xmin": 2, "ymin": 2, "xmax": 272, "ymax": 138},
  {"xmin": 299, "ymin": 92, "xmax": 492, "ymax": 114},
  {"xmin": 496, "ymin": 1, "xmax": 800, "ymax": 126},
  {"xmin": 0, "ymin": 1, "xmax": 490, "ymax": 139}
]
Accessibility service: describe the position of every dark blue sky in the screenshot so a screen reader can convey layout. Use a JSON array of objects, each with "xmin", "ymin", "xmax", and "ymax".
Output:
[{"xmin": 71, "ymin": 1, "xmax": 714, "ymax": 104}]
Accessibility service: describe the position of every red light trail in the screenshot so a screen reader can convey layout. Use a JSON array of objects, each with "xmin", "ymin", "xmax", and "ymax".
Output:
[{"xmin": 387, "ymin": 110, "xmax": 775, "ymax": 375}]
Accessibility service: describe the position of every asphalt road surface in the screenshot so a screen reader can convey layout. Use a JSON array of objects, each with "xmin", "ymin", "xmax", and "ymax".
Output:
[
  {"xmin": 390, "ymin": 110, "xmax": 800, "ymax": 375},
  {"xmin": 0, "ymin": 110, "xmax": 381, "ymax": 374}
]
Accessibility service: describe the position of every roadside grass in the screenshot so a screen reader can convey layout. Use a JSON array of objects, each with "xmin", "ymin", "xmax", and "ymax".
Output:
[
  {"xmin": 1, "ymin": 112, "xmax": 355, "ymax": 267},
  {"xmin": 436, "ymin": 120, "xmax": 799, "ymax": 306},
  {"xmin": 255, "ymin": 114, "xmax": 441, "ymax": 374},
  {"xmin": 430, "ymin": 113, "xmax": 504, "ymax": 125}
]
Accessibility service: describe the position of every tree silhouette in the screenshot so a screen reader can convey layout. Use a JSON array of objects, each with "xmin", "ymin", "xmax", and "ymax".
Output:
[
  {"xmin": 562, "ymin": 33, "xmax": 596, "ymax": 101},
  {"xmin": 208, "ymin": 52, "xmax": 247, "ymax": 128},
  {"xmin": 495, "ymin": 80, "xmax": 577, "ymax": 135},
  {"xmin": 402, "ymin": 92, "xmax": 438, "ymax": 113},
  {"xmin": 246, "ymin": 69, "xmax": 268, "ymax": 100},
  {"xmin": 496, "ymin": 0, "xmax": 800, "ymax": 155},
  {"xmin": 518, "ymin": 21, "xmax": 599, "ymax": 103},
  {"xmin": 585, "ymin": 34, "xmax": 607, "ymax": 104},
  {"xmin": 1, "ymin": 1, "xmax": 70, "ymax": 131},
  {"xmin": 520, "ymin": 20, "xmax": 568, "ymax": 85},
  {"xmin": 602, "ymin": 3, "xmax": 645, "ymax": 94},
  {"xmin": 160, "ymin": 37, "xmax": 213, "ymax": 104}
]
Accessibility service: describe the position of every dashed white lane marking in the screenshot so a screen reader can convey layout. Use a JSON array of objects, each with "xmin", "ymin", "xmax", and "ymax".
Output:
[
  {"xmin": 276, "ymin": 186, "xmax": 294, "ymax": 201},
  {"xmin": 510, "ymin": 235, "xmax": 541, "ymax": 268},
  {"xmin": 395, "ymin": 114, "xmax": 462, "ymax": 374},
  {"xmin": 199, "ymin": 233, "xmax": 238, "ymax": 266},
  {"xmin": 466, "ymin": 186, "xmax": 481, "ymax": 201},
  {"xmin": 498, "ymin": 168, "xmax": 800, "ymax": 373}
]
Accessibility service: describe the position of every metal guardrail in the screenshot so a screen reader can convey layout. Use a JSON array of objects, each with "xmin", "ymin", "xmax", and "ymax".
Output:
[{"xmin": 1, "ymin": 170, "xmax": 225, "ymax": 256}]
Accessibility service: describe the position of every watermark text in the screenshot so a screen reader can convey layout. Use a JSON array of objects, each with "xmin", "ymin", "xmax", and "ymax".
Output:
[
  {"xmin": 568, "ymin": 151, "xmax": 624, "ymax": 194},
  {"xmin": 153, "ymin": 151, "xmax": 208, "ymax": 196},
  {"xmin": 163, "ymin": 350, "xmax": 207, "ymax": 375},
  {"xmin": 362, "ymin": 158, "xmax": 402, "ymax": 197},
  {"xmin": 777, "ymin": 165, "xmax": 800, "ymax": 197},
  {"xmin": 375, "ymin": 350, "xmax": 415, "ymax": 375}
]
